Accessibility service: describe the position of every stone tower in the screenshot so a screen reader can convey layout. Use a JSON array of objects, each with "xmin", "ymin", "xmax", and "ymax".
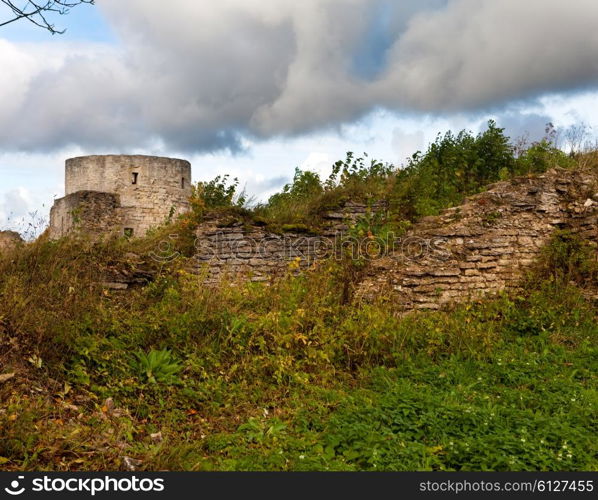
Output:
[{"xmin": 49, "ymin": 155, "xmax": 192, "ymax": 239}]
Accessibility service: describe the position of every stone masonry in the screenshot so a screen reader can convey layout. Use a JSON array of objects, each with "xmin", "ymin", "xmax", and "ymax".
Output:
[
  {"xmin": 49, "ymin": 191, "xmax": 122, "ymax": 238},
  {"xmin": 49, "ymin": 155, "xmax": 191, "ymax": 239},
  {"xmin": 357, "ymin": 167, "xmax": 598, "ymax": 309},
  {"xmin": 193, "ymin": 202, "xmax": 387, "ymax": 283},
  {"xmin": 38, "ymin": 156, "xmax": 596, "ymax": 313},
  {"xmin": 0, "ymin": 230, "xmax": 23, "ymax": 252},
  {"xmin": 191, "ymin": 168, "xmax": 597, "ymax": 306}
]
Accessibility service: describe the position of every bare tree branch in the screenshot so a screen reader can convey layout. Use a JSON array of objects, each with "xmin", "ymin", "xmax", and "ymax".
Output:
[{"xmin": 0, "ymin": 0, "xmax": 94, "ymax": 34}]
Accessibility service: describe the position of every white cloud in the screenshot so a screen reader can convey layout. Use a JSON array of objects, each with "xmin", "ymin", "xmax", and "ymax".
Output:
[
  {"xmin": 1, "ymin": 0, "xmax": 598, "ymax": 154},
  {"xmin": 377, "ymin": 0, "xmax": 598, "ymax": 111},
  {"xmin": 300, "ymin": 152, "xmax": 335, "ymax": 179},
  {"xmin": 391, "ymin": 128, "xmax": 425, "ymax": 160},
  {"xmin": 0, "ymin": 186, "xmax": 48, "ymax": 236},
  {"xmin": 2, "ymin": 0, "xmax": 598, "ymax": 230}
]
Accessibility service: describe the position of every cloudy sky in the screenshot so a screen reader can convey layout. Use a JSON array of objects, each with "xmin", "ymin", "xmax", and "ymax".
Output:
[{"xmin": 1, "ymin": 0, "xmax": 598, "ymax": 232}]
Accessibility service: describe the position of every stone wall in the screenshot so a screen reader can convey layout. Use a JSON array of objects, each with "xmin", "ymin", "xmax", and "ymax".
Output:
[
  {"xmin": 191, "ymin": 169, "xmax": 597, "ymax": 299},
  {"xmin": 48, "ymin": 191, "xmax": 122, "ymax": 240},
  {"xmin": 193, "ymin": 202, "xmax": 388, "ymax": 283},
  {"xmin": 49, "ymin": 155, "xmax": 192, "ymax": 239},
  {"xmin": 95, "ymin": 167, "xmax": 596, "ymax": 305},
  {"xmin": 357, "ymin": 168, "xmax": 598, "ymax": 309},
  {"xmin": 0, "ymin": 230, "xmax": 23, "ymax": 252}
]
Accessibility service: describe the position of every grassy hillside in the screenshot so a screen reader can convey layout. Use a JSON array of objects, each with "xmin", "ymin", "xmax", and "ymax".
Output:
[{"xmin": 0, "ymin": 125, "xmax": 596, "ymax": 471}]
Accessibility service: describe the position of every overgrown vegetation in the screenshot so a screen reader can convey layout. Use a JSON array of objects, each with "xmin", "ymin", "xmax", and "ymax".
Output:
[
  {"xmin": 0, "ymin": 124, "xmax": 596, "ymax": 471},
  {"xmin": 186, "ymin": 121, "xmax": 575, "ymax": 232},
  {"xmin": 0, "ymin": 231, "xmax": 596, "ymax": 471}
]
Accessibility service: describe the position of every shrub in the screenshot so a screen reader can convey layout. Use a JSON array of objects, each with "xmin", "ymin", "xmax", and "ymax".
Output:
[
  {"xmin": 185, "ymin": 174, "xmax": 248, "ymax": 224},
  {"xmin": 391, "ymin": 121, "xmax": 515, "ymax": 219},
  {"xmin": 514, "ymin": 139, "xmax": 574, "ymax": 174},
  {"xmin": 533, "ymin": 230, "xmax": 598, "ymax": 286},
  {"xmin": 255, "ymin": 153, "xmax": 395, "ymax": 228}
]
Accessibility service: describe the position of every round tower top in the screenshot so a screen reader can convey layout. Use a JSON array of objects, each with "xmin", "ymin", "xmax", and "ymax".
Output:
[{"xmin": 64, "ymin": 155, "xmax": 191, "ymax": 196}]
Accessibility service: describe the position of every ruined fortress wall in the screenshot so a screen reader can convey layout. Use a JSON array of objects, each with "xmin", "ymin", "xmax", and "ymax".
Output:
[
  {"xmin": 190, "ymin": 168, "xmax": 597, "ymax": 312},
  {"xmin": 357, "ymin": 168, "xmax": 598, "ymax": 310},
  {"xmin": 48, "ymin": 191, "xmax": 122, "ymax": 240},
  {"xmin": 101, "ymin": 168, "xmax": 596, "ymax": 301},
  {"xmin": 190, "ymin": 169, "xmax": 598, "ymax": 298},
  {"xmin": 194, "ymin": 222, "xmax": 323, "ymax": 283},
  {"xmin": 0, "ymin": 230, "xmax": 23, "ymax": 252},
  {"xmin": 193, "ymin": 202, "xmax": 386, "ymax": 283},
  {"xmin": 50, "ymin": 155, "xmax": 192, "ymax": 239}
]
